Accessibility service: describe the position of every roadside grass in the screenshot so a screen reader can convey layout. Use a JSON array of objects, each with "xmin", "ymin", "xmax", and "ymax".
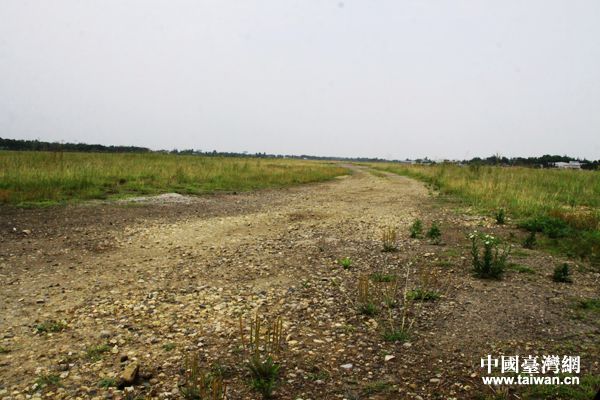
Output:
[
  {"xmin": 521, "ymin": 374, "xmax": 600, "ymax": 400},
  {"xmin": 369, "ymin": 163, "xmax": 600, "ymax": 264},
  {"xmin": 0, "ymin": 151, "xmax": 348, "ymax": 205}
]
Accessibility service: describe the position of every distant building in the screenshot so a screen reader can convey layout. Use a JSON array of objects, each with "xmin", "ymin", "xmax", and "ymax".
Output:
[{"xmin": 553, "ymin": 161, "xmax": 582, "ymax": 169}]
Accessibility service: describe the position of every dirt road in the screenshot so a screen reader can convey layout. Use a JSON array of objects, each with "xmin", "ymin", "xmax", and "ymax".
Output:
[{"xmin": 1, "ymin": 166, "xmax": 598, "ymax": 399}]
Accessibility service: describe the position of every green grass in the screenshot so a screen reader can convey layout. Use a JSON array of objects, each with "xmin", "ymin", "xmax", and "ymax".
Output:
[
  {"xmin": 370, "ymin": 272, "xmax": 397, "ymax": 282},
  {"xmin": 382, "ymin": 328, "xmax": 410, "ymax": 342},
  {"xmin": 506, "ymin": 263, "xmax": 536, "ymax": 274},
  {"xmin": 98, "ymin": 377, "xmax": 117, "ymax": 388},
  {"xmin": 370, "ymin": 163, "xmax": 600, "ymax": 264},
  {"xmin": 521, "ymin": 374, "xmax": 600, "ymax": 400},
  {"xmin": 577, "ymin": 298, "xmax": 600, "ymax": 312},
  {"xmin": 406, "ymin": 288, "xmax": 440, "ymax": 301},
  {"xmin": 35, "ymin": 374, "xmax": 61, "ymax": 388},
  {"xmin": 0, "ymin": 151, "xmax": 348, "ymax": 205},
  {"xmin": 86, "ymin": 344, "xmax": 110, "ymax": 361},
  {"xmin": 35, "ymin": 320, "xmax": 66, "ymax": 334}
]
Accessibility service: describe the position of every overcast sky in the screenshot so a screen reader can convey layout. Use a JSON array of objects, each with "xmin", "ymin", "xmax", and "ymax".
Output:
[{"xmin": 1, "ymin": 1, "xmax": 599, "ymax": 160}]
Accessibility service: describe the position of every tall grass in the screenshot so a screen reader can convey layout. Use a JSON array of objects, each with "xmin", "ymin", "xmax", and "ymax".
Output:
[
  {"xmin": 0, "ymin": 151, "xmax": 348, "ymax": 205},
  {"xmin": 371, "ymin": 163, "xmax": 600, "ymax": 263}
]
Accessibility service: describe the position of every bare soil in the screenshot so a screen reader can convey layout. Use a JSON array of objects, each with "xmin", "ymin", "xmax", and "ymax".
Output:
[{"xmin": 1, "ymin": 166, "xmax": 598, "ymax": 399}]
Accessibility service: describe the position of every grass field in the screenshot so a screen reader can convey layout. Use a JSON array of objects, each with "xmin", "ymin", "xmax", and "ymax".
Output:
[
  {"xmin": 370, "ymin": 162, "xmax": 600, "ymax": 264},
  {"xmin": 0, "ymin": 151, "xmax": 348, "ymax": 205}
]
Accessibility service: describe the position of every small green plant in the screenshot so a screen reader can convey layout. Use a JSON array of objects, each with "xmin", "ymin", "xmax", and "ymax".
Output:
[
  {"xmin": 35, "ymin": 320, "xmax": 66, "ymax": 334},
  {"xmin": 409, "ymin": 219, "xmax": 423, "ymax": 238},
  {"xmin": 35, "ymin": 374, "xmax": 61, "ymax": 389},
  {"xmin": 470, "ymin": 232, "xmax": 510, "ymax": 279},
  {"xmin": 163, "ymin": 342, "xmax": 176, "ymax": 352},
  {"xmin": 381, "ymin": 226, "xmax": 398, "ymax": 252},
  {"xmin": 426, "ymin": 222, "xmax": 442, "ymax": 244},
  {"xmin": 180, "ymin": 355, "xmax": 226, "ymax": 400},
  {"xmin": 0, "ymin": 346, "xmax": 9, "ymax": 354},
  {"xmin": 357, "ymin": 275, "xmax": 378, "ymax": 316},
  {"xmin": 577, "ymin": 298, "xmax": 600, "ymax": 311},
  {"xmin": 98, "ymin": 377, "xmax": 117, "ymax": 388},
  {"xmin": 363, "ymin": 380, "xmax": 393, "ymax": 395},
  {"xmin": 553, "ymin": 263, "xmax": 572, "ymax": 283},
  {"xmin": 239, "ymin": 315, "xmax": 284, "ymax": 399},
  {"xmin": 406, "ymin": 288, "xmax": 440, "ymax": 301},
  {"xmin": 248, "ymin": 356, "xmax": 280, "ymax": 399},
  {"xmin": 382, "ymin": 328, "xmax": 410, "ymax": 342},
  {"xmin": 337, "ymin": 257, "xmax": 353, "ymax": 270},
  {"xmin": 506, "ymin": 264, "xmax": 535, "ymax": 274},
  {"xmin": 523, "ymin": 231, "xmax": 537, "ymax": 249},
  {"xmin": 495, "ymin": 208, "xmax": 506, "ymax": 224},
  {"xmin": 86, "ymin": 344, "xmax": 110, "ymax": 361}
]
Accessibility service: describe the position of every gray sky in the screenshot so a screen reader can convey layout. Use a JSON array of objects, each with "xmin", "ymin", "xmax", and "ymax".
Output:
[{"xmin": 1, "ymin": 1, "xmax": 599, "ymax": 160}]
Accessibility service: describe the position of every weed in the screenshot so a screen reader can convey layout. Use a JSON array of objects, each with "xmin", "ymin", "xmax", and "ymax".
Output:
[
  {"xmin": 382, "ymin": 328, "xmax": 410, "ymax": 342},
  {"xmin": 363, "ymin": 380, "xmax": 393, "ymax": 395},
  {"xmin": 426, "ymin": 222, "xmax": 442, "ymax": 244},
  {"xmin": 381, "ymin": 226, "xmax": 398, "ymax": 252},
  {"xmin": 180, "ymin": 355, "xmax": 226, "ymax": 400},
  {"xmin": 35, "ymin": 374, "xmax": 61, "ymax": 389},
  {"xmin": 35, "ymin": 320, "xmax": 66, "ymax": 334},
  {"xmin": 359, "ymin": 302, "xmax": 378, "ymax": 316},
  {"xmin": 409, "ymin": 219, "xmax": 423, "ymax": 238},
  {"xmin": 495, "ymin": 208, "xmax": 506, "ymax": 224},
  {"xmin": 523, "ymin": 231, "xmax": 537, "ymax": 249},
  {"xmin": 357, "ymin": 275, "xmax": 378, "ymax": 316},
  {"xmin": 406, "ymin": 288, "xmax": 440, "ymax": 301},
  {"xmin": 470, "ymin": 232, "xmax": 510, "ymax": 279},
  {"xmin": 519, "ymin": 216, "xmax": 571, "ymax": 239},
  {"xmin": 239, "ymin": 315, "xmax": 284, "ymax": 398},
  {"xmin": 552, "ymin": 263, "xmax": 572, "ymax": 283},
  {"xmin": 521, "ymin": 374, "xmax": 600, "ymax": 400},
  {"xmin": 163, "ymin": 342, "xmax": 176, "ymax": 352},
  {"xmin": 337, "ymin": 257, "xmax": 353, "ymax": 270},
  {"xmin": 98, "ymin": 378, "xmax": 117, "ymax": 388},
  {"xmin": 248, "ymin": 355, "xmax": 280, "ymax": 399},
  {"xmin": 577, "ymin": 298, "xmax": 600, "ymax": 312},
  {"xmin": 506, "ymin": 264, "xmax": 535, "ymax": 274},
  {"xmin": 370, "ymin": 272, "xmax": 397, "ymax": 282},
  {"xmin": 239, "ymin": 315, "xmax": 284, "ymax": 360},
  {"xmin": 86, "ymin": 344, "xmax": 110, "ymax": 361},
  {"xmin": 0, "ymin": 346, "xmax": 9, "ymax": 354}
]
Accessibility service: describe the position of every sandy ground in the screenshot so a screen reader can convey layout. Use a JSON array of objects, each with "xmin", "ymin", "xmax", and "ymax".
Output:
[{"xmin": 0, "ymin": 166, "xmax": 598, "ymax": 399}]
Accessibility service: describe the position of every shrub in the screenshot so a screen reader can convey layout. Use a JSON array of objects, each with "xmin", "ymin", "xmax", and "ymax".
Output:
[
  {"xmin": 495, "ymin": 208, "xmax": 505, "ymax": 224},
  {"xmin": 523, "ymin": 231, "xmax": 537, "ymax": 249},
  {"xmin": 552, "ymin": 263, "xmax": 572, "ymax": 283},
  {"xmin": 470, "ymin": 232, "xmax": 510, "ymax": 279},
  {"xmin": 426, "ymin": 222, "xmax": 442, "ymax": 244},
  {"xmin": 337, "ymin": 257, "xmax": 353, "ymax": 270},
  {"xmin": 381, "ymin": 227, "xmax": 398, "ymax": 252},
  {"xmin": 409, "ymin": 219, "xmax": 423, "ymax": 238}
]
